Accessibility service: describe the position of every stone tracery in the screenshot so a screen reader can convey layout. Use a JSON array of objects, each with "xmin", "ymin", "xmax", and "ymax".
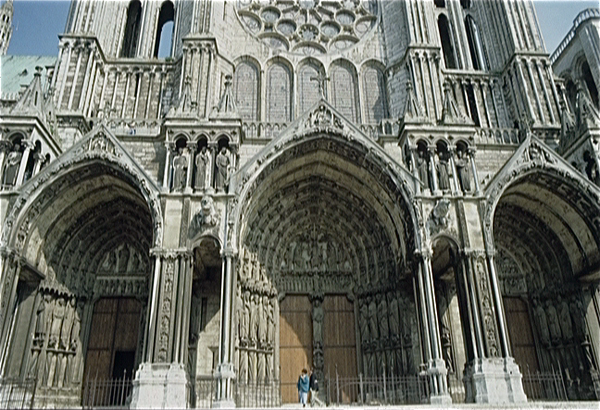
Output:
[{"xmin": 236, "ymin": 0, "xmax": 378, "ymax": 55}]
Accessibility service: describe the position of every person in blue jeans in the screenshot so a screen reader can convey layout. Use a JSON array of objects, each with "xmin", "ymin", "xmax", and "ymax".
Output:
[{"xmin": 297, "ymin": 368, "xmax": 310, "ymax": 407}]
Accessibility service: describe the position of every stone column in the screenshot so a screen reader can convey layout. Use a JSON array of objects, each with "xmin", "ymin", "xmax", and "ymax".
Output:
[
  {"xmin": 162, "ymin": 142, "xmax": 173, "ymax": 189},
  {"xmin": 0, "ymin": 140, "xmax": 11, "ymax": 181},
  {"xmin": 185, "ymin": 144, "xmax": 196, "ymax": 193},
  {"xmin": 15, "ymin": 139, "xmax": 33, "ymax": 186},
  {"xmin": 409, "ymin": 146, "xmax": 421, "ymax": 194},
  {"xmin": 130, "ymin": 248, "xmax": 193, "ymax": 409},
  {"xmin": 0, "ymin": 250, "xmax": 22, "ymax": 370},
  {"xmin": 414, "ymin": 251, "xmax": 451, "ymax": 404},
  {"xmin": 207, "ymin": 143, "xmax": 217, "ymax": 193},
  {"xmin": 461, "ymin": 250, "xmax": 527, "ymax": 404},
  {"xmin": 214, "ymin": 248, "xmax": 237, "ymax": 408}
]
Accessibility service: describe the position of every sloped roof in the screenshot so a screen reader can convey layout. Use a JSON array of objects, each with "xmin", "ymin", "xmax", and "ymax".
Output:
[{"xmin": 1, "ymin": 55, "xmax": 56, "ymax": 97}]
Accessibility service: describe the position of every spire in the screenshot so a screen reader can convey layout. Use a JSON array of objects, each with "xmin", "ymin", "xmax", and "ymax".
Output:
[
  {"xmin": 441, "ymin": 81, "xmax": 472, "ymax": 125},
  {"xmin": 210, "ymin": 74, "xmax": 239, "ymax": 119},
  {"xmin": 402, "ymin": 81, "xmax": 426, "ymax": 123},
  {"xmin": 11, "ymin": 66, "xmax": 46, "ymax": 117}
]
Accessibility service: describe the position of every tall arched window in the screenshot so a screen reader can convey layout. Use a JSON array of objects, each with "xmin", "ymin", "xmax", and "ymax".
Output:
[
  {"xmin": 362, "ymin": 64, "xmax": 388, "ymax": 123},
  {"xmin": 331, "ymin": 62, "xmax": 359, "ymax": 122},
  {"xmin": 581, "ymin": 61, "xmax": 599, "ymax": 107},
  {"xmin": 234, "ymin": 61, "xmax": 260, "ymax": 121},
  {"xmin": 465, "ymin": 16, "xmax": 487, "ymax": 70},
  {"xmin": 298, "ymin": 61, "xmax": 323, "ymax": 115},
  {"xmin": 438, "ymin": 14, "xmax": 457, "ymax": 69},
  {"xmin": 121, "ymin": 0, "xmax": 142, "ymax": 58},
  {"xmin": 154, "ymin": 1, "xmax": 174, "ymax": 58},
  {"xmin": 266, "ymin": 63, "xmax": 292, "ymax": 122}
]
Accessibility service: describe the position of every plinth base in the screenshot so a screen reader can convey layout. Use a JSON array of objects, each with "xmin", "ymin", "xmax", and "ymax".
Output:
[
  {"xmin": 130, "ymin": 363, "xmax": 189, "ymax": 409},
  {"xmin": 463, "ymin": 357, "xmax": 527, "ymax": 404}
]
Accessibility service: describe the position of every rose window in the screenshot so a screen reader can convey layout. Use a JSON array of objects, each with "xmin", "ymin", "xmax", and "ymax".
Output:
[{"xmin": 236, "ymin": 0, "xmax": 378, "ymax": 55}]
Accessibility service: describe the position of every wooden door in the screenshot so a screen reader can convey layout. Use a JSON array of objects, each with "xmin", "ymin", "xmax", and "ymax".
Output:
[
  {"xmin": 323, "ymin": 295, "xmax": 357, "ymax": 403},
  {"xmin": 85, "ymin": 298, "xmax": 142, "ymax": 381},
  {"xmin": 503, "ymin": 297, "xmax": 539, "ymax": 373},
  {"xmin": 279, "ymin": 296, "xmax": 312, "ymax": 403}
]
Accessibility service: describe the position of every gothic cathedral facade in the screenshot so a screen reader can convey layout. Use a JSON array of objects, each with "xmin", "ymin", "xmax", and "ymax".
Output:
[{"xmin": 0, "ymin": 0, "xmax": 599, "ymax": 408}]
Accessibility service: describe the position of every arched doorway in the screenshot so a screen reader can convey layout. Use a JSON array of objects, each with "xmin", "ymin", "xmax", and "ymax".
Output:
[
  {"xmin": 492, "ymin": 171, "xmax": 600, "ymax": 400},
  {"xmin": 0, "ymin": 158, "xmax": 156, "ymax": 407},
  {"xmin": 431, "ymin": 237, "xmax": 467, "ymax": 402},
  {"xmin": 233, "ymin": 130, "xmax": 419, "ymax": 404},
  {"xmin": 188, "ymin": 236, "xmax": 222, "ymax": 408}
]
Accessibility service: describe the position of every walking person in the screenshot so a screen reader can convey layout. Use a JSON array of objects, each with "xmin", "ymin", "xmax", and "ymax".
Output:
[
  {"xmin": 297, "ymin": 368, "xmax": 310, "ymax": 407},
  {"xmin": 309, "ymin": 368, "xmax": 324, "ymax": 407}
]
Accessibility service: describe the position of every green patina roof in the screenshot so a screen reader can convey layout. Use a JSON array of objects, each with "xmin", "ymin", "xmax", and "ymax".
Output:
[{"xmin": 1, "ymin": 55, "xmax": 56, "ymax": 96}]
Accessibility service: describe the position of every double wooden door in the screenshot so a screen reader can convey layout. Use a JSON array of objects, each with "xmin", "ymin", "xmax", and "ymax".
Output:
[
  {"xmin": 84, "ymin": 298, "xmax": 142, "ymax": 381},
  {"xmin": 503, "ymin": 297, "xmax": 539, "ymax": 373},
  {"xmin": 279, "ymin": 295, "xmax": 357, "ymax": 403}
]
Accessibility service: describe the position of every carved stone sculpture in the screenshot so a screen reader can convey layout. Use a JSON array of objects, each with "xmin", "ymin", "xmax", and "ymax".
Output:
[
  {"xmin": 312, "ymin": 298, "xmax": 324, "ymax": 344},
  {"xmin": 436, "ymin": 153, "xmax": 451, "ymax": 191},
  {"xmin": 215, "ymin": 147, "xmax": 231, "ymax": 191},
  {"xmin": 377, "ymin": 293, "xmax": 389, "ymax": 340},
  {"xmin": 545, "ymin": 300, "xmax": 562, "ymax": 344},
  {"xmin": 533, "ymin": 298, "xmax": 550, "ymax": 346},
  {"xmin": 2, "ymin": 143, "xmax": 22, "ymax": 186},
  {"xmin": 172, "ymin": 148, "xmax": 188, "ymax": 191},
  {"xmin": 194, "ymin": 146, "xmax": 211, "ymax": 190},
  {"xmin": 417, "ymin": 150, "xmax": 429, "ymax": 190},
  {"xmin": 557, "ymin": 296, "xmax": 573, "ymax": 342},
  {"xmin": 455, "ymin": 150, "xmax": 471, "ymax": 192}
]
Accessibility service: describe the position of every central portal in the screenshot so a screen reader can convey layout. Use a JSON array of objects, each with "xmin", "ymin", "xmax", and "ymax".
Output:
[{"xmin": 279, "ymin": 294, "xmax": 357, "ymax": 403}]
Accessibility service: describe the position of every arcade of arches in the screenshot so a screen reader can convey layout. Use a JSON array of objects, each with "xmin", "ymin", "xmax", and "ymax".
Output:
[{"xmin": 0, "ymin": 127, "xmax": 600, "ymax": 408}]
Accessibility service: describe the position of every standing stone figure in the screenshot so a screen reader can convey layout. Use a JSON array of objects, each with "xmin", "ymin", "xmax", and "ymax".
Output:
[
  {"xmin": 416, "ymin": 149, "xmax": 429, "ymax": 190},
  {"xmin": 368, "ymin": 296, "xmax": 379, "ymax": 340},
  {"xmin": 312, "ymin": 299, "xmax": 324, "ymax": 344},
  {"xmin": 387, "ymin": 292, "xmax": 400, "ymax": 341},
  {"xmin": 249, "ymin": 294, "xmax": 259, "ymax": 346},
  {"xmin": 2, "ymin": 143, "xmax": 22, "ymax": 186},
  {"xmin": 455, "ymin": 150, "xmax": 471, "ymax": 192},
  {"xmin": 258, "ymin": 296, "xmax": 268, "ymax": 348},
  {"xmin": 441, "ymin": 325, "xmax": 454, "ymax": 373},
  {"xmin": 557, "ymin": 296, "xmax": 573, "ymax": 342},
  {"xmin": 545, "ymin": 300, "xmax": 562, "ymax": 344},
  {"xmin": 377, "ymin": 293, "xmax": 389, "ymax": 340},
  {"xmin": 359, "ymin": 299, "xmax": 370, "ymax": 343},
  {"xmin": 172, "ymin": 148, "xmax": 188, "ymax": 191},
  {"xmin": 436, "ymin": 152, "xmax": 451, "ymax": 191},
  {"xmin": 533, "ymin": 298, "xmax": 550, "ymax": 346},
  {"xmin": 215, "ymin": 146, "xmax": 231, "ymax": 191},
  {"xmin": 194, "ymin": 146, "xmax": 211, "ymax": 190}
]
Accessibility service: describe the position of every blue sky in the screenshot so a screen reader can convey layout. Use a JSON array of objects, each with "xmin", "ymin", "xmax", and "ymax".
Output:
[{"xmin": 4, "ymin": 0, "xmax": 600, "ymax": 57}]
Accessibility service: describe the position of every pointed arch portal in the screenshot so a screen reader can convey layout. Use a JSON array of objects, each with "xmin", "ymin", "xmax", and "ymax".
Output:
[
  {"xmin": 0, "ymin": 136, "xmax": 160, "ymax": 405},
  {"xmin": 232, "ymin": 128, "xmax": 419, "ymax": 403}
]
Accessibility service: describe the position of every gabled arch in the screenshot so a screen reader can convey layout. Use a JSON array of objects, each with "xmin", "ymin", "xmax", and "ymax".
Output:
[
  {"xmin": 484, "ymin": 137, "xmax": 600, "ymax": 279},
  {"xmin": 1, "ymin": 127, "xmax": 163, "ymax": 254}
]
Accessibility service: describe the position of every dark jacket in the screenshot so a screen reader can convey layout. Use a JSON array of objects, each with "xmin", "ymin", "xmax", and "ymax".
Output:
[{"xmin": 309, "ymin": 373, "xmax": 319, "ymax": 391}]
